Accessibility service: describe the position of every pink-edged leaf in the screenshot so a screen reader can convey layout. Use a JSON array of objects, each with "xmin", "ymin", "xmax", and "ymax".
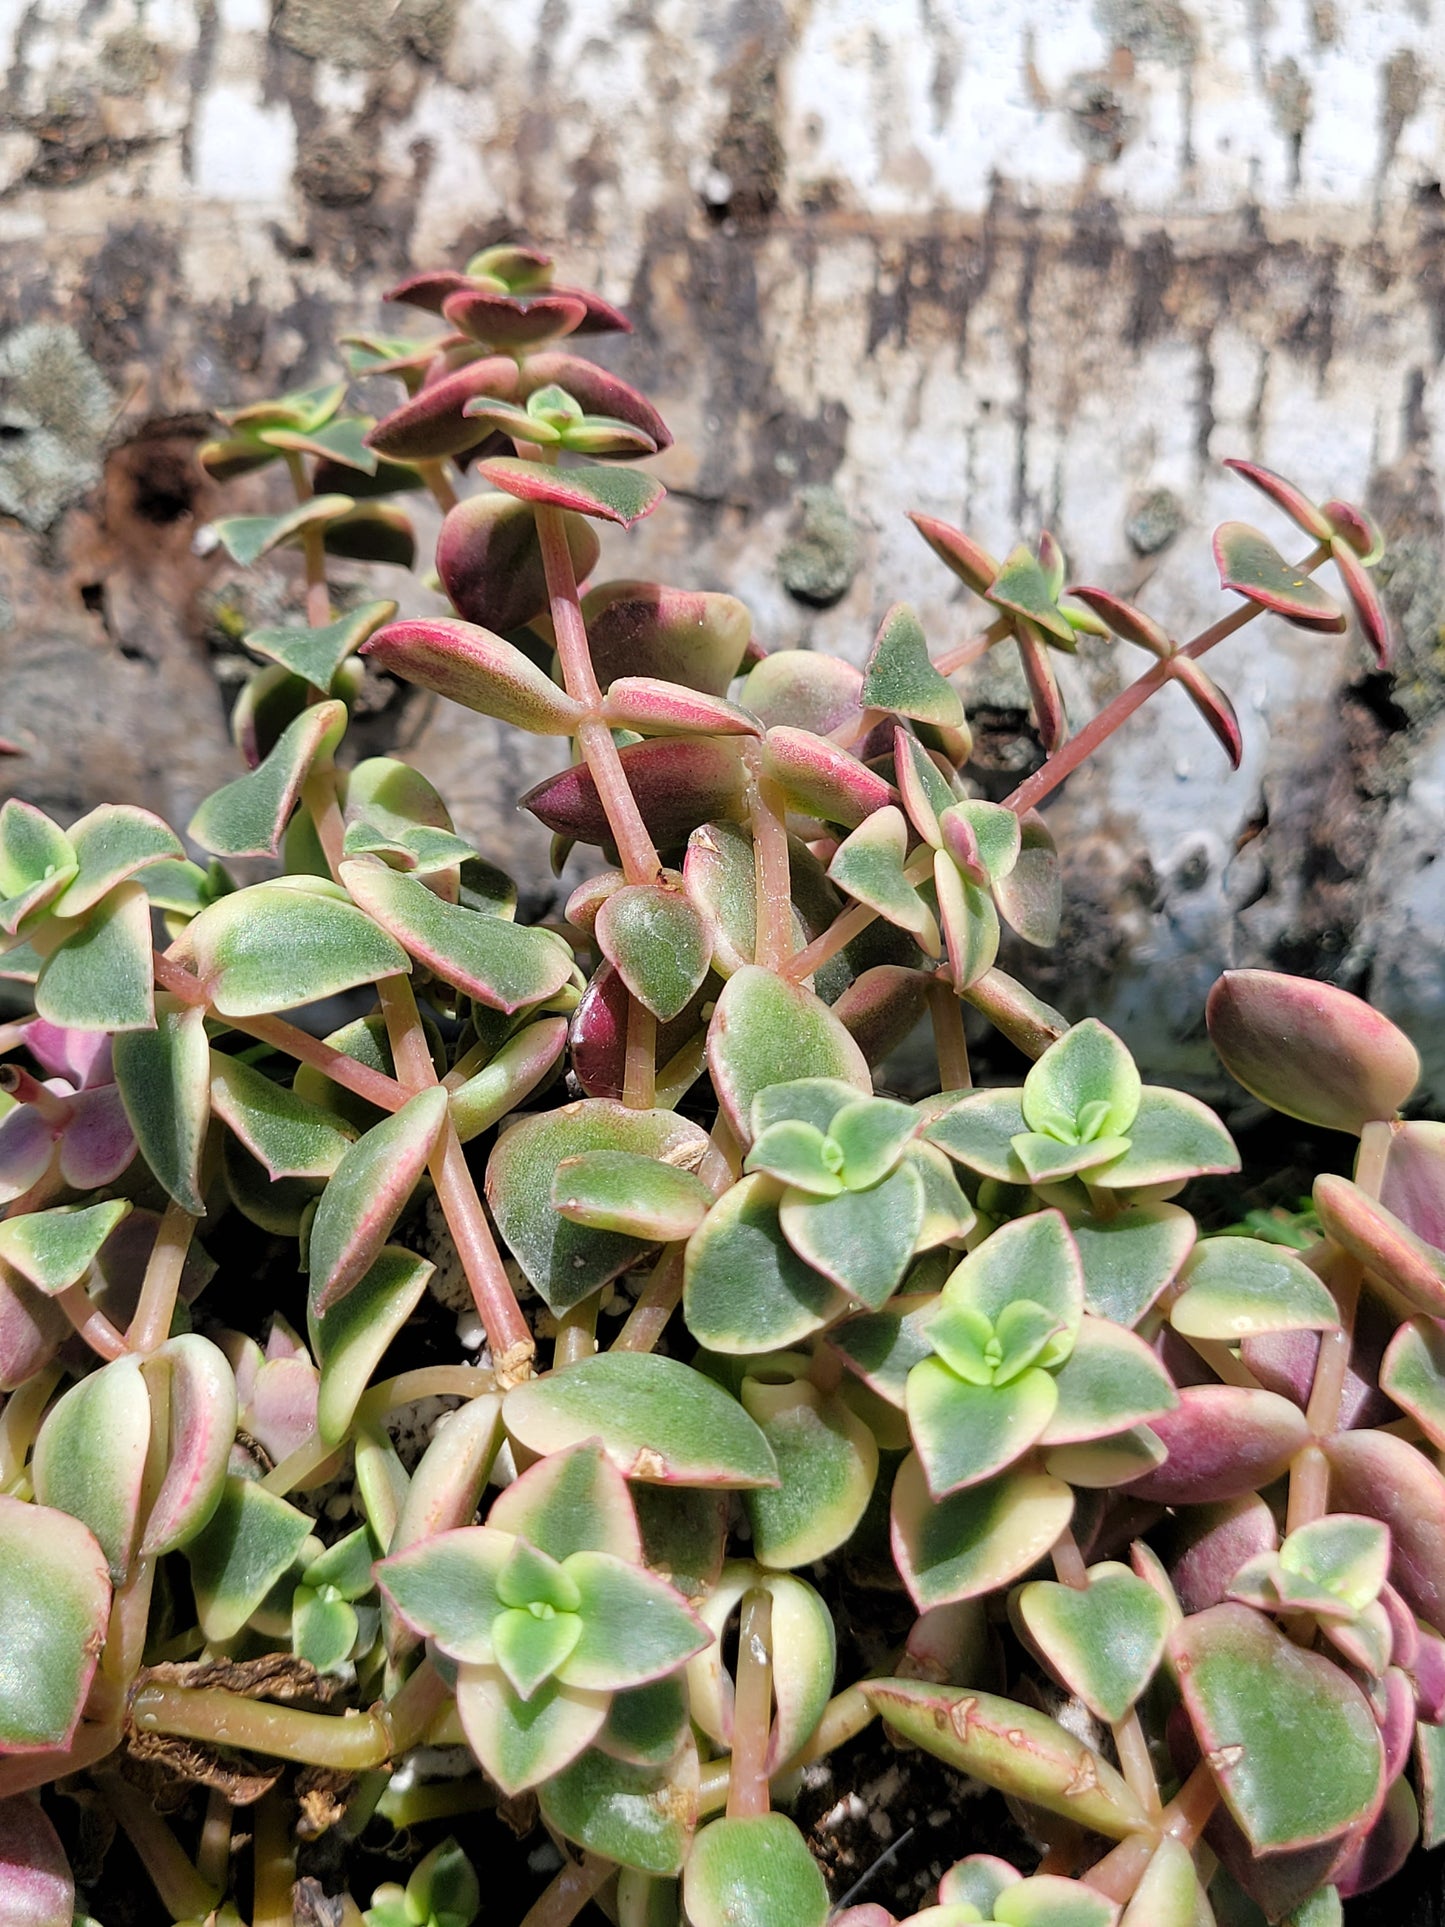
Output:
[
  {"xmin": 437, "ymin": 490, "xmax": 600, "ymax": 634},
  {"xmin": 582, "ymin": 582, "xmax": 753, "ymax": 698},
  {"xmin": 362, "ymin": 617, "xmax": 582, "ymax": 735},
  {"xmin": 741, "ymin": 651, "xmax": 864, "ymax": 736},
  {"xmin": 1222, "ymin": 458, "xmax": 1332, "ymax": 540},
  {"xmin": 761, "ymin": 726, "xmax": 894, "ymax": 829},
  {"xmin": 32, "ymin": 1354, "xmax": 150, "ymax": 1580},
  {"xmin": 366, "ymin": 355, "xmax": 521, "ymax": 461},
  {"xmin": 1381, "ymin": 1120, "xmax": 1445, "ymax": 1249},
  {"xmin": 307, "ymin": 1086, "xmax": 448, "ymax": 1314},
  {"xmin": 522, "ymin": 738, "xmax": 746, "ymax": 850},
  {"xmin": 1063, "ymin": 587, "xmax": 1173, "ymax": 659},
  {"xmin": 1127, "ymin": 1384, "xmax": 1309, "ymax": 1504},
  {"xmin": 312, "ymin": 1246, "xmax": 435, "ymax": 1445},
  {"xmin": 908, "ymin": 513, "xmax": 1000, "ymax": 597},
  {"xmin": 995, "ymin": 810, "xmax": 1062, "ymax": 948},
  {"xmin": 1313, "ymin": 1173, "xmax": 1445, "ymax": 1318},
  {"xmin": 477, "ymin": 457, "xmax": 664, "ymax": 530},
  {"xmin": 20, "ymin": 1021, "xmax": 110, "ymax": 1088},
  {"xmin": 1334, "ymin": 1773, "xmax": 1417, "ymax": 1899},
  {"xmin": 441, "ymin": 288, "xmax": 587, "ymax": 346},
  {"xmin": 860, "ymin": 603, "xmax": 963, "ymax": 729},
  {"xmin": 491, "ymin": 1440, "xmax": 642, "ymax": 1564},
  {"xmin": 0, "ymin": 1795, "xmax": 74, "ymax": 1927},
  {"xmin": 864, "ymin": 1675, "xmax": 1147, "ymax": 1839},
  {"xmin": 1326, "ymin": 1429, "xmax": 1445, "ymax": 1630},
  {"xmin": 382, "ymin": 268, "xmax": 473, "ymax": 312},
  {"xmin": 601, "ymin": 677, "xmax": 759, "ymax": 739},
  {"xmin": 1171, "ymin": 1603, "xmax": 1382, "ymax": 1852},
  {"xmin": 139, "ymin": 1335, "xmax": 237, "ymax": 1555},
  {"xmin": 1322, "ymin": 498, "xmax": 1384, "ymax": 564},
  {"xmin": 1168, "ymin": 658, "xmax": 1243, "ymax": 768},
  {"xmin": 0, "ymin": 1270, "xmax": 68, "ymax": 1391},
  {"xmin": 568, "ymin": 962, "xmax": 707, "ymax": 1104},
  {"xmin": 1014, "ymin": 624, "xmax": 1067, "ymax": 752},
  {"xmin": 1206, "ymin": 970, "xmax": 1419, "ymax": 1133},
  {"xmin": 1167, "ymin": 1494, "xmax": 1277, "ymax": 1615},
  {"xmin": 0, "ymin": 1102, "xmax": 61, "ymax": 1206},
  {"xmin": 1213, "ymin": 522, "xmax": 1346, "ymax": 631},
  {"xmin": 831, "ymin": 965, "xmax": 932, "ymax": 1067},
  {"xmin": 595, "ymin": 882, "xmax": 712, "ymax": 1023},
  {"xmin": 988, "ymin": 546, "xmax": 1075, "ymax": 647},
  {"xmin": 1331, "ymin": 536, "xmax": 1392, "ymax": 668},
  {"xmin": 706, "ymin": 965, "xmax": 869, "ymax": 1146},
  {"xmin": 517, "ymin": 353, "xmax": 671, "ymax": 451},
  {"xmin": 0, "ymin": 1494, "xmax": 110, "ymax": 1752},
  {"xmin": 892, "ymin": 728, "xmax": 956, "ymax": 848},
  {"xmin": 55, "ymin": 1085, "xmax": 135, "ymax": 1191}
]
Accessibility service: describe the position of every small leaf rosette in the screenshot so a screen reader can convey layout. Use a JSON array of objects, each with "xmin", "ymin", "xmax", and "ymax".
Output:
[{"xmin": 377, "ymin": 1443, "xmax": 708, "ymax": 1793}]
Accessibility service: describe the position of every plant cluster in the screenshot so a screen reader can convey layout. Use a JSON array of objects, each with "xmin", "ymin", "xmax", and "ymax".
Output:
[{"xmin": 0, "ymin": 240, "xmax": 1437, "ymax": 1927}]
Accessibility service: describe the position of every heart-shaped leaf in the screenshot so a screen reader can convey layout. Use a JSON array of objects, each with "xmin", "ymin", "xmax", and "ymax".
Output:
[
  {"xmin": 212, "ymin": 494, "xmax": 354, "ymax": 568},
  {"xmin": 504, "ymin": 1352, "xmax": 777, "ymax": 1488},
  {"xmin": 0, "ymin": 1495, "xmax": 110, "ymax": 1751},
  {"xmin": 540, "ymin": 1740, "xmax": 699, "ymax": 1876},
  {"xmin": 366, "ymin": 355, "xmax": 520, "ymax": 461},
  {"xmin": 173, "ymin": 881, "xmax": 410, "ymax": 1017},
  {"xmin": 489, "ymin": 1100, "xmax": 709, "ymax": 1314},
  {"xmin": 308, "ymin": 1087, "xmax": 447, "ymax": 1314},
  {"xmin": 987, "ymin": 544, "xmax": 1075, "ymax": 645},
  {"xmin": 245, "ymin": 600, "xmax": 397, "ymax": 691},
  {"xmin": 1089, "ymin": 1087, "xmax": 1239, "ymax": 1190},
  {"xmin": 341, "ymin": 861, "xmax": 573, "ymax": 1014},
  {"xmin": 111, "ymin": 995, "xmax": 210, "ymax": 1214},
  {"xmin": 596, "ymin": 883, "xmax": 712, "ymax": 1022},
  {"xmin": 1380, "ymin": 1317, "xmax": 1445, "ymax": 1448},
  {"xmin": 1171, "ymin": 1603, "xmax": 1382, "ymax": 1851},
  {"xmin": 185, "ymin": 1475, "xmax": 314, "ymax": 1645},
  {"xmin": 455, "ymin": 1664, "xmax": 610, "ymax": 1795},
  {"xmin": 1068, "ymin": 1202, "xmax": 1195, "ymax": 1327},
  {"xmin": 0, "ymin": 1199, "xmax": 130, "ymax": 1293},
  {"xmin": 685, "ymin": 1174, "xmax": 847, "ymax": 1354},
  {"xmin": 47, "ymin": 804, "xmax": 185, "ymax": 920},
  {"xmin": 865, "ymin": 1675, "xmax": 1147, "ymax": 1839},
  {"xmin": 827, "ymin": 806, "xmax": 939, "ymax": 950},
  {"xmin": 523, "ymin": 737, "xmax": 747, "ymax": 850},
  {"xmin": 779, "ymin": 1159, "xmax": 925, "ymax": 1309},
  {"xmin": 1018, "ymin": 1562, "xmax": 1171, "ymax": 1723}
]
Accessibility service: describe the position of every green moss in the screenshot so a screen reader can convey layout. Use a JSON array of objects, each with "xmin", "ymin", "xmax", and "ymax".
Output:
[
  {"xmin": 0, "ymin": 325, "xmax": 114, "ymax": 532},
  {"xmin": 776, "ymin": 486, "xmax": 859, "ymax": 608}
]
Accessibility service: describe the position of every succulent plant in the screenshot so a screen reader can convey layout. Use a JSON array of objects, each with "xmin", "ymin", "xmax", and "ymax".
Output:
[{"xmin": 0, "ymin": 239, "xmax": 1430, "ymax": 1927}]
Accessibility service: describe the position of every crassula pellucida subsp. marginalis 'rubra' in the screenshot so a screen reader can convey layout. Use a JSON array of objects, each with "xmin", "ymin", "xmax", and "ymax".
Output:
[{"xmin": 0, "ymin": 239, "xmax": 1431, "ymax": 1927}]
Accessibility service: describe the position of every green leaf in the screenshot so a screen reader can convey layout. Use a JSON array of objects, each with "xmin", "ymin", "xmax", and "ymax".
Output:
[
  {"xmin": 684, "ymin": 1174, "xmax": 846, "ymax": 1355},
  {"xmin": 707, "ymin": 966, "xmax": 869, "ymax": 1145},
  {"xmin": 1023, "ymin": 1019, "xmax": 1141, "ymax": 1144},
  {"xmin": 186, "ymin": 1476, "xmax": 313, "ymax": 1644},
  {"xmin": 341, "ymin": 861, "xmax": 573, "ymax": 1014},
  {"xmin": 1213, "ymin": 522, "xmax": 1346, "ymax": 631},
  {"xmin": 889, "ymin": 1452, "xmax": 1074, "ymax": 1610},
  {"xmin": 907, "ymin": 1360, "xmax": 1057, "ymax": 1496},
  {"xmin": 492, "ymin": 1441, "xmax": 642, "ymax": 1566},
  {"xmin": 540, "ymin": 1742, "xmax": 698, "ymax": 1876},
  {"xmin": 1380, "ymin": 1316, "xmax": 1445, "ymax": 1449},
  {"xmin": 1018, "ymin": 1562, "xmax": 1171, "ymax": 1724},
  {"xmin": 112, "ymin": 995, "xmax": 211, "ymax": 1214},
  {"xmin": 934, "ymin": 851, "xmax": 999, "ymax": 990},
  {"xmin": 996, "ymin": 1876, "xmax": 1121, "ymax": 1927},
  {"xmin": 995, "ymin": 810, "xmax": 1062, "ymax": 948},
  {"xmin": 492, "ymin": 1603, "xmax": 583, "ymax": 1699},
  {"xmin": 688, "ymin": 1564, "xmax": 835, "ymax": 1770},
  {"xmin": 860, "ymin": 603, "xmax": 964, "ymax": 727},
  {"xmin": 308, "ymin": 1088, "xmax": 447, "ymax": 1314},
  {"xmin": 36, "ymin": 881, "xmax": 154, "ymax": 1031},
  {"xmin": 1169, "ymin": 1237, "xmax": 1339, "ymax": 1341},
  {"xmin": 560, "ymin": 1551, "xmax": 706, "ymax": 1691},
  {"xmin": 927, "ymin": 1087, "xmax": 1029, "ymax": 1182},
  {"xmin": 1039, "ymin": 1317, "xmax": 1178, "ymax": 1444},
  {"xmin": 489, "ymin": 1100, "xmax": 709, "ymax": 1314},
  {"xmin": 189, "ymin": 703, "xmax": 347, "ymax": 859},
  {"xmin": 209, "ymin": 1051, "xmax": 354, "ymax": 1181},
  {"xmin": 744, "ymin": 1120, "xmax": 845, "ymax": 1196},
  {"xmin": 683, "ymin": 1815, "xmax": 829, "ymax": 1927},
  {"xmin": 0, "ymin": 798, "xmax": 75, "ymax": 898},
  {"xmin": 478, "ymin": 457, "xmax": 664, "ymax": 528},
  {"xmin": 48, "ymin": 804, "xmax": 184, "ymax": 919},
  {"xmin": 1068, "ymin": 1202, "xmax": 1196, "ymax": 1327},
  {"xmin": 865, "ymin": 1677, "xmax": 1147, "ymax": 1839},
  {"xmin": 454, "ymin": 1664, "xmax": 609, "ymax": 1794},
  {"xmin": 311, "ymin": 1245, "xmax": 435, "ymax": 1443},
  {"xmin": 211, "ymin": 494, "xmax": 354, "ymax": 567},
  {"xmin": 779, "ymin": 1159, "xmax": 925, "ymax": 1308},
  {"xmin": 448, "ymin": 1015, "xmax": 568, "ymax": 1144},
  {"xmin": 0, "ymin": 1494, "xmax": 110, "ymax": 1751},
  {"xmin": 1089, "ymin": 1087, "xmax": 1239, "ymax": 1189},
  {"xmin": 0, "ymin": 1199, "xmax": 130, "ymax": 1293},
  {"xmin": 263, "ymin": 414, "xmax": 380, "ymax": 473},
  {"xmin": 174, "ymin": 880, "xmax": 410, "ymax": 1017},
  {"xmin": 827, "ymin": 806, "xmax": 939, "ymax": 950},
  {"xmin": 739, "ymin": 1378, "xmax": 877, "ymax": 1568},
  {"xmin": 941, "ymin": 1209, "xmax": 1084, "ymax": 1336},
  {"xmin": 1170, "ymin": 1603, "xmax": 1382, "ymax": 1850},
  {"xmin": 986, "ymin": 543, "xmax": 1075, "ymax": 644},
  {"xmin": 595, "ymin": 883, "xmax": 711, "ymax": 1022},
  {"xmin": 377, "ymin": 1526, "xmax": 514, "ymax": 1662},
  {"xmin": 750, "ymin": 1078, "xmax": 863, "ymax": 1139},
  {"xmin": 828, "ymin": 1095, "xmax": 919, "ymax": 1189},
  {"xmin": 293, "ymin": 1586, "xmax": 359, "ymax": 1675},
  {"xmin": 551, "ymin": 1150, "xmax": 713, "ymax": 1242},
  {"xmin": 32, "ymin": 1354, "xmax": 151, "ymax": 1580}
]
